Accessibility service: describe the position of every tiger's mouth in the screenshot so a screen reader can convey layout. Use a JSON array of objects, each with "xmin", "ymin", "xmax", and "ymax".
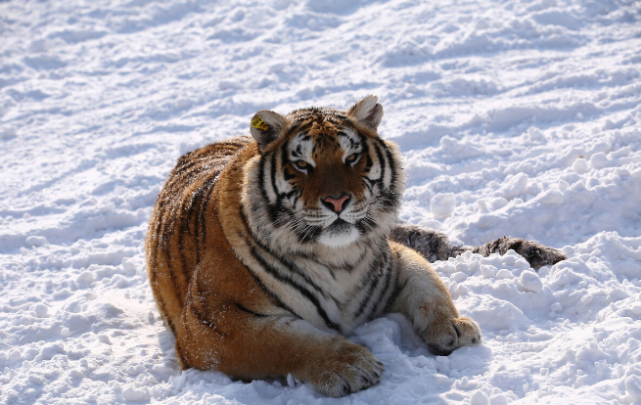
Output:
[
  {"xmin": 318, "ymin": 218, "xmax": 360, "ymax": 247},
  {"xmin": 329, "ymin": 218, "xmax": 350, "ymax": 229}
]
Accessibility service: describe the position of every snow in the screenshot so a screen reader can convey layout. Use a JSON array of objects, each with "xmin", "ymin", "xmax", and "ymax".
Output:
[
  {"xmin": 431, "ymin": 193, "xmax": 457, "ymax": 218},
  {"xmin": 1, "ymin": 0, "xmax": 640, "ymax": 404}
]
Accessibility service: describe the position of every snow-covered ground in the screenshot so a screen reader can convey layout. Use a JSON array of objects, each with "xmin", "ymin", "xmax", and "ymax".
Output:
[{"xmin": 1, "ymin": 0, "xmax": 641, "ymax": 403}]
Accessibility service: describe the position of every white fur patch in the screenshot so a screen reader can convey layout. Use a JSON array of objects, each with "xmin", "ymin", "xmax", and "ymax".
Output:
[{"xmin": 318, "ymin": 225, "xmax": 360, "ymax": 248}]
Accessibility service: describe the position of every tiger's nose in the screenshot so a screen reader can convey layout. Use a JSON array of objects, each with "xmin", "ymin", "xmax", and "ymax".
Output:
[{"xmin": 321, "ymin": 192, "xmax": 351, "ymax": 214}]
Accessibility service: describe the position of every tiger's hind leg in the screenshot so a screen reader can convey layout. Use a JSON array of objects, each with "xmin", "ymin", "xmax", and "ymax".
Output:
[
  {"xmin": 389, "ymin": 222, "xmax": 565, "ymax": 269},
  {"xmin": 387, "ymin": 242, "xmax": 482, "ymax": 356}
]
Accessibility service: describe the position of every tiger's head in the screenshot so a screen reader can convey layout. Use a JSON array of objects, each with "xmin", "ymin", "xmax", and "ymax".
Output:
[{"xmin": 242, "ymin": 96, "xmax": 406, "ymax": 251}]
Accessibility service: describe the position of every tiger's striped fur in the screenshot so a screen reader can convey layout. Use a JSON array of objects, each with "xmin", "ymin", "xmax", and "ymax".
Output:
[{"xmin": 146, "ymin": 96, "xmax": 481, "ymax": 397}]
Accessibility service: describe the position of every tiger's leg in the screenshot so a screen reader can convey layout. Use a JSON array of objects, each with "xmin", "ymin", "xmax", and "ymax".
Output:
[
  {"xmin": 387, "ymin": 241, "xmax": 481, "ymax": 356},
  {"xmin": 176, "ymin": 285, "xmax": 384, "ymax": 397},
  {"xmin": 389, "ymin": 222, "xmax": 565, "ymax": 269}
]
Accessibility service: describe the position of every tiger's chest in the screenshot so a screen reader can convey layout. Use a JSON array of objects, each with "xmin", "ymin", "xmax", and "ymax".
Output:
[
  {"xmin": 293, "ymin": 253, "xmax": 374, "ymax": 325},
  {"xmin": 234, "ymin": 236, "xmax": 397, "ymax": 334}
]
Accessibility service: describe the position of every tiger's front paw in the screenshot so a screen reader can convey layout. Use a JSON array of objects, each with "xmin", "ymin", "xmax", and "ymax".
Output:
[
  {"xmin": 306, "ymin": 339, "xmax": 384, "ymax": 397},
  {"xmin": 424, "ymin": 316, "xmax": 481, "ymax": 356}
]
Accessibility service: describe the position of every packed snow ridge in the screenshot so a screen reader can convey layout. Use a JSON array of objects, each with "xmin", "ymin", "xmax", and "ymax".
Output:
[{"xmin": 1, "ymin": 0, "xmax": 640, "ymax": 404}]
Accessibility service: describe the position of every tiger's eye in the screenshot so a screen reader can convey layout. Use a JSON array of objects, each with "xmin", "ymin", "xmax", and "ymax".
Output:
[
  {"xmin": 346, "ymin": 154, "xmax": 360, "ymax": 164},
  {"xmin": 294, "ymin": 161, "xmax": 308, "ymax": 170}
]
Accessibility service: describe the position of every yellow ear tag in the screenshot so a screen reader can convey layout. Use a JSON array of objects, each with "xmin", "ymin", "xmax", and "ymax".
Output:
[{"xmin": 251, "ymin": 116, "xmax": 269, "ymax": 131}]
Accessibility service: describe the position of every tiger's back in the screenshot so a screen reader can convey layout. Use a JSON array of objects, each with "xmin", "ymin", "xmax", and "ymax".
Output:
[{"xmin": 146, "ymin": 136, "xmax": 252, "ymax": 339}]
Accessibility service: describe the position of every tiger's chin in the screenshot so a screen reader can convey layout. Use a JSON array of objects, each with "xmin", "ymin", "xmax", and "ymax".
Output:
[{"xmin": 317, "ymin": 220, "xmax": 361, "ymax": 248}]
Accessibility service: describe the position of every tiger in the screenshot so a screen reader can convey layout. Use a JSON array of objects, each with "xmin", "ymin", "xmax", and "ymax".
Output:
[{"xmin": 146, "ymin": 96, "xmax": 565, "ymax": 397}]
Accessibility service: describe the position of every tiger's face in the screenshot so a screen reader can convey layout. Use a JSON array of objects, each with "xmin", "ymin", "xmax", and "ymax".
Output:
[
  {"xmin": 284, "ymin": 121, "xmax": 375, "ymax": 247},
  {"xmin": 243, "ymin": 96, "xmax": 405, "ymax": 250}
]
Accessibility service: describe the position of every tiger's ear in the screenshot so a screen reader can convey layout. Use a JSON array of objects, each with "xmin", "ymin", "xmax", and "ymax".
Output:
[
  {"xmin": 250, "ymin": 110, "xmax": 288, "ymax": 152},
  {"xmin": 348, "ymin": 95, "xmax": 384, "ymax": 131}
]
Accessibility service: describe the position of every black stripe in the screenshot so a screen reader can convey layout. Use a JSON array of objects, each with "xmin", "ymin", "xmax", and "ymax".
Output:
[
  {"xmin": 333, "ymin": 247, "xmax": 368, "ymax": 273},
  {"xmin": 383, "ymin": 252, "xmax": 406, "ymax": 313},
  {"xmin": 369, "ymin": 141, "xmax": 401, "ymax": 210},
  {"xmin": 249, "ymin": 245, "xmax": 340, "ymax": 331},
  {"xmin": 270, "ymin": 151, "xmax": 280, "ymax": 205},
  {"xmin": 305, "ymin": 257, "xmax": 336, "ymax": 279},
  {"xmin": 355, "ymin": 214, "xmax": 376, "ymax": 236},
  {"xmin": 178, "ymin": 185, "xmax": 203, "ymax": 285},
  {"xmin": 238, "ymin": 205, "xmax": 328, "ymax": 297},
  {"xmin": 156, "ymin": 199, "xmax": 183, "ymax": 308},
  {"xmin": 195, "ymin": 174, "xmax": 219, "ymax": 264},
  {"xmin": 190, "ymin": 305, "xmax": 226, "ymax": 337},
  {"xmin": 281, "ymin": 142, "xmax": 293, "ymax": 180},
  {"xmin": 174, "ymin": 158, "xmax": 196, "ymax": 176},
  {"xmin": 243, "ymin": 263, "xmax": 299, "ymax": 317},
  {"xmin": 291, "ymin": 193, "xmax": 300, "ymax": 207},
  {"xmin": 165, "ymin": 160, "xmax": 199, "ymax": 190},
  {"xmin": 289, "ymin": 111, "xmax": 319, "ymax": 121},
  {"xmin": 257, "ymin": 154, "xmax": 280, "ymax": 224},
  {"xmin": 290, "ymin": 250, "xmax": 337, "ymax": 278},
  {"xmin": 384, "ymin": 278, "xmax": 407, "ymax": 314},
  {"xmin": 295, "ymin": 224, "xmax": 322, "ymax": 244},
  {"xmin": 235, "ymin": 302, "xmax": 268, "ymax": 318},
  {"xmin": 286, "ymin": 120, "xmax": 314, "ymax": 137},
  {"xmin": 365, "ymin": 153, "xmax": 373, "ymax": 173},
  {"xmin": 292, "ymin": 245, "xmax": 367, "ymax": 275},
  {"xmin": 282, "ymin": 189, "xmax": 297, "ymax": 200},
  {"xmin": 229, "ymin": 203, "xmax": 312, "ymax": 322},
  {"xmin": 378, "ymin": 139, "xmax": 397, "ymax": 189},
  {"xmin": 372, "ymin": 142, "xmax": 386, "ymax": 183},
  {"xmin": 271, "ymin": 145, "xmax": 287, "ymax": 209},
  {"xmin": 215, "ymin": 140, "xmax": 250, "ymax": 150},
  {"xmin": 258, "ymin": 153, "xmax": 270, "ymax": 202},
  {"xmin": 283, "ymin": 166, "xmax": 296, "ymax": 181},
  {"xmin": 371, "ymin": 250, "xmax": 395, "ymax": 318},
  {"xmin": 353, "ymin": 250, "xmax": 387, "ymax": 319},
  {"xmin": 361, "ymin": 177, "xmax": 374, "ymax": 192}
]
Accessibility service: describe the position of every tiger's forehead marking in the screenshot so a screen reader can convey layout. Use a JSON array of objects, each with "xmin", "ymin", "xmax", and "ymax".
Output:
[
  {"xmin": 286, "ymin": 108, "xmax": 349, "ymax": 137},
  {"xmin": 289, "ymin": 133, "xmax": 315, "ymax": 166},
  {"xmin": 336, "ymin": 129, "xmax": 362, "ymax": 155},
  {"xmin": 287, "ymin": 120, "xmax": 360, "ymax": 152},
  {"xmin": 284, "ymin": 107, "xmax": 365, "ymax": 167}
]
